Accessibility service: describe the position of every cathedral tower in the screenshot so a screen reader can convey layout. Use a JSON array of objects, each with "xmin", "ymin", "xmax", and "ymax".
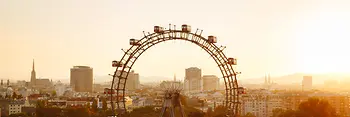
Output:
[{"xmin": 31, "ymin": 59, "xmax": 36, "ymax": 85}]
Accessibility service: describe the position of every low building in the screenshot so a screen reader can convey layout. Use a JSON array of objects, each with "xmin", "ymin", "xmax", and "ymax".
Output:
[
  {"xmin": 241, "ymin": 89, "xmax": 283, "ymax": 117},
  {"xmin": 47, "ymin": 100, "xmax": 67, "ymax": 108},
  {"xmin": 8, "ymin": 101, "xmax": 24, "ymax": 115},
  {"xmin": 21, "ymin": 107, "xmax": 35, "ymax": 116}
]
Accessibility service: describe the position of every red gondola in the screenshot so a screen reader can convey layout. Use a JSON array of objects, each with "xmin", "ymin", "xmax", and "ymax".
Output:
[
  {"xmin": 228, "ymin": 58, "xmax": 237, "ymax": 65},
  {"xmin": 208, "ymin": 36, "xmax": 217, "ymax": 43},
  {"xmin": 154, "ymin": 26, "xmax": 165, "ymax": 33},
  {"xmin": 181, "ymin": 24, "xmax": 191, "ymax": 33},
  {"xmin": 112, "ymin": 60, "xmax": 123, "ymax": 67},
  {"xmin": 130, "ymin": 39, "xmax": 141, "ymax": 46},
  {"xmin": 238, "ymin": 87, "xmax": 246, "ymax": 94}
]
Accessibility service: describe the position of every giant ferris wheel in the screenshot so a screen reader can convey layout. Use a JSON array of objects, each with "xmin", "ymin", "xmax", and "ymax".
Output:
[{"xmin": 110, "ymin": 24, "xmax": 243, "ymax": 117}]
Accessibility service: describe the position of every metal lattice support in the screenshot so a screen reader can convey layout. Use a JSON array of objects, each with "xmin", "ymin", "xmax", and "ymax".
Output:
[{"xmin": 110, "ymin": 25, "xmax": 240, "ymax": 117}]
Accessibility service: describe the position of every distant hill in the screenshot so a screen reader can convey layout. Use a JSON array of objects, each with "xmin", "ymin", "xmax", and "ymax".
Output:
[
  {"xmin": 241, "ymin": 73, "xmax": 350, "ymax": 85},
  {"xmin": 139, "ymin": 76, "xmax": 172, "ymax": 83}
]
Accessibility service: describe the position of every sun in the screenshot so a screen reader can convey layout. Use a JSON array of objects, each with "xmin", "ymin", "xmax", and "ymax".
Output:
[{"xmin": 295, "ymin": 12, "xmax": 350, "ymax": 74}]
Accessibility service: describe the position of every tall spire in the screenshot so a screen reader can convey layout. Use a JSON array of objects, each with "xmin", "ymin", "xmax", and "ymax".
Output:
[
  {"xmin": 268, "ymin": 74, "xmax": 271, "ymax": 84},
  {"xmin": 32, "ymin": 59, "xmax": 35, "ymax": 71},
  {"xmin": 31, "ymin": 59, "xmax": 36, "ymax": 85},
  {"xmin": 174, "ymin": 74, "xmax": 176, "ymax": 82}
]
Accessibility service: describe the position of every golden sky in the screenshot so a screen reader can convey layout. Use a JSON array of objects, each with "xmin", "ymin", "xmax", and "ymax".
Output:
[{"xmin": 1, "ymin": 0, "xmax": 350, "ymax": 82}]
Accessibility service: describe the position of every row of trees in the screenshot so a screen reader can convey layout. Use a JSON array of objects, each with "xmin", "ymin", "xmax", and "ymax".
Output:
[
  {"xmin": 30, "ymin": 98, "xmax": 111, "ymax": 117},
  {"xmin": 240, "ymin": 98, "xmax": 338, "ymax": 117},
  {"xmin": 1, "ymin": 92, "xmax": 23, "ymax": 100},
  {"xmin": 272, "ymin": 98, "xmax": 337, "ymax": 117},
  {"xmin": 9, "ymin": 97, "xmax": 338, "ymax": 117},
  {"xmin": 203, "ymin": 97, "xmax": 338, "ymax": 117}
]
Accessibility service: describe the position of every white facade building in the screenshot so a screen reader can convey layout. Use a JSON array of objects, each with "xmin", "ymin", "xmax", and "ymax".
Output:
[
  {"xmin": 241, "ymin": 89, "xmax": 283, "ymax": 117},
  {"xmin": 9, "ymin": 102, "xmax": 23, "ymax": 115}
]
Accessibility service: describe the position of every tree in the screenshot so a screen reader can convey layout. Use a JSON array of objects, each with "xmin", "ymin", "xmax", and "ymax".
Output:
[
  {"xmin": 86, "ymin": 101, "xmax": 91, "ymax": 109},
  {"xmin": 242, "ymin": 112, "xmax": 256, "ymax": 117},
  {"xmin": 17, "ymin": 94, "xmax": 23, "ymax": 99},
  {"xmin": 279, "ymin": 109, "xmax": 298, "ymax": 117},
  {"xmin": 184, "ymin": 106, "xmax": 205, "ymax": 117},
  {"xmin": 276, "ymin": 98, "xmax": 338, "ymax": 117},
  {"xmin": 36, "ymin": 100, "xmax": 46, "ymax": 108},
  {"xmin": 128, "ymin": 106, "xmax": 159, "ymax": 117},
  {"xmin": 5, "ymin": 94, "xmax": 10, "ymax": 99},
  {"xmin": 102, "ymin": 98, "xmax": 107, "ymax": 111},
  {"xmin": 12, "ymin": 92, "xmax": 18, "ymax": 99},
  {"xmin": 51, "ymin": 90, "xmax": 57, "ymax": 97},
  {"xmin": 205, "ymin": 107, "xmax": 213, "ymax": 117},
  {"xmin": 272, "ymin": 108, "xmax": 284, "ymax": 117},
  {"xmin": 36, "ymin": 107, "xmax": 61, "ymax": 117},
  {"xmin": 92, "ymin": 99, "xmax": 98, "ymax": 112},
  {"xmin": 180, "ymin": 95, "xmax": 188, "ymax": 107},
  {"xmin": 211, "ymin": 105, "xmax": 227, "ymax": 117},
  {"xmin": 9, "ymin": 113, "xmax": 30, "ymax": 117},
  {"xmin": 64, "ymin": 108, "xmax": 89, "ymax": 117},
  {"xmin": 298, "ymin": 98, "xmax": 337, "ymax": 117}
]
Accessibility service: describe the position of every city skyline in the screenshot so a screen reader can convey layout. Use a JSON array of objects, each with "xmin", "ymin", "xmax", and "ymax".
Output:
[
  {"xmin": 2, "ymin": 0, "xmax": 350, "ymax": 82},
  {"xmin": 1, "ymin": 0, "xmax": 350, "ymax": 117}
]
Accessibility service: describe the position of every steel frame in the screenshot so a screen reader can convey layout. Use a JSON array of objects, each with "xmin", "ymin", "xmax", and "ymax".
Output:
[{"xmin": 110, "ymin": 29, "xmax": 240, "ymax": 116}]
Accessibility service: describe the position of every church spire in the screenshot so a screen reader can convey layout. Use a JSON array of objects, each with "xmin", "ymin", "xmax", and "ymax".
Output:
[
  {"xmin": 31, "ymin": 59, "xmax": 36, "ymax": 85},
  {"xmin": 32, "ymin": 59, "xmax": 35, "ymax": 71}
]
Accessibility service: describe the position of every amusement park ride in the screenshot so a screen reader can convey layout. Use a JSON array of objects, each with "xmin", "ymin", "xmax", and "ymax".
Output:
[
  {"xmin": 110, "ymin": 24, "xmax": 245, "ymax": 117},
  {"xmin": 159, "ymin": 80, "xmax": 185, "ymax": 117}
]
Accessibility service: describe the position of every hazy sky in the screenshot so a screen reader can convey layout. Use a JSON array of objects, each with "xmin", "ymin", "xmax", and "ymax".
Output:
[{"xmin": 1, "ymin": 0, "xmax": 350, "ymax": 82}]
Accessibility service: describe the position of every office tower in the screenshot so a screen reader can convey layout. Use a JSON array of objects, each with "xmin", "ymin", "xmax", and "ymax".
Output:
[
  {"xmin": 184, "ymin": 67, "xmax": 202, "ymax": 92},
  {"xmin": 203, "ymin": 75, "xmax": 219, "ymax": 91},
  {"xmin": 302, "ymin": 76, "xmax": 312, "ymax": 91},
  {"xmin": 70, "ymin": 66, "xmax": 93, "ymax": 92},
  {"xmin": 116, "ymin": 70, "xmax": 140, "ymax": 90}
]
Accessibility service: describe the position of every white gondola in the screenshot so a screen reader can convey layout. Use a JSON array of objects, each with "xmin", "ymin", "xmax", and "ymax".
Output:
[
  {"xmin": 238, "ymin": 87, "xmax": 246, "ymax": 94},
  {"xmin": 112, "ymin": 60, "xmax": 123, "ymax": 67},
  {"xmin": 181, "ymin": 24, "xmax": 191, "ymax": 32},
  {"xmin": 208, "ymin": 36, "xmax": 217, "ymax": 43},
  {"xmin": 228, "ymin": 58, "xmax": 237, "ymax": 65},
  {"xmin": 130, "ymin": 39, "xmax": 141, "ymax": 46},
  {"xmin": 154, "ymin": 26, "xmax": 164, "ymax": 33}
]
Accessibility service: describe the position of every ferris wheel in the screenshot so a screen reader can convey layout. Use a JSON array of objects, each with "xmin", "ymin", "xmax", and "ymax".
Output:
[{"xmin": 110, "ymin": 24, "xmax": 243, "ymax": 117}]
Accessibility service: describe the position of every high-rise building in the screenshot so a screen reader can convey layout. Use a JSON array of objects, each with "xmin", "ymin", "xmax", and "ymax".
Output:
[
  {"xmin": 202, "ymin": 75, "xmax": 219, "ymax": 91},
  {"xmin": 264, "ymin": 74, "xmax": 273, "ymax": 89},
  {"xmin": 116, "ymin": 70, "xmax": 140, "ymax": 90},
  {"xmin": 184, "ymin": 67, "xmax": 202, "ymax": 92},
  {"xmin": 126, "ymin": 70, "xmax": 140, "ymax": 90},
  {"xmin": 302, "ymin": 76, "xmax": 312, "ymax": 91},
  {"xmin": 70, "ymin": 66, "xmax": 93, "ymax": 92}
]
